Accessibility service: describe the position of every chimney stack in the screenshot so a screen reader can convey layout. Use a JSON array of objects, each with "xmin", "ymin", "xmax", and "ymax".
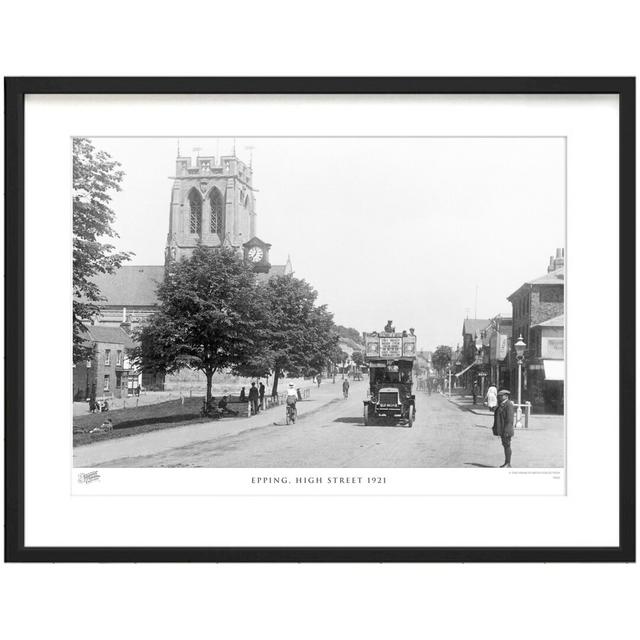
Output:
[{"xmin": 547, "ymin": 248, "xmax": 565, "ymax": 272}]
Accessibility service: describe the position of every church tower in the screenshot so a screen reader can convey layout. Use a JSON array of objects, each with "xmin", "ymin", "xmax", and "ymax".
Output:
[{"xmin": 165, "ymin": 152, "xmax": 257, "ymax": 264}]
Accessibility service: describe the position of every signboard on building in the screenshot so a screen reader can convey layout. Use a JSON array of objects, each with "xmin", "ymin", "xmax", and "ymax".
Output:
[
  {"xmin": 541, "ymin": 337, "xmax": 564, "ymax": 359},
  {"xmin": 490, "ymin": 333, "xmax": 508, "ymax": 362},
  {"xmin": 497, "ymin": 334, "xmax": 508, "ymax": 360}
]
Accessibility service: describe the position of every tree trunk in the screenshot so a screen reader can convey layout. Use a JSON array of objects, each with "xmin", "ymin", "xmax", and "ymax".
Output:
[
  {"xmin": 271, "ymin": 365, "xmax": 281, "ymax": 397},
  {"xmin": 205, "ymin": 369, "xmax": 214, "ymax": 405}
]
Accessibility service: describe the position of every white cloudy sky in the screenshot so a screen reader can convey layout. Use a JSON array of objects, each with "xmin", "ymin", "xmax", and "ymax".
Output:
[{"xmin": 91, "ymin": 137, "xmax": 565, "ymax": 350}]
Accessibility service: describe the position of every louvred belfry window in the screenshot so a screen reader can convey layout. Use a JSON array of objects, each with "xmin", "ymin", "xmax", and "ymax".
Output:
[
  {"xmin": 189, "ymin": 190, "xmax": 202, "ymax": 234},
  {"xmin": 210, "ymin": 189, "xmax": 224, "ymax": 236}
]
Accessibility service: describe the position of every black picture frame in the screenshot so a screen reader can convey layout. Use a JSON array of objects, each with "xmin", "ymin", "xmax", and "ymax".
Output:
[{"xmin": 4, "ymin": 77, "xmax": 635, "ymax": 563}]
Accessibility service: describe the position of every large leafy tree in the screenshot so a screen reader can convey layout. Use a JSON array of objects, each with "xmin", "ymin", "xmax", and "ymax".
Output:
[
  {"xmin": 234, "ymin": 275, "xmax": 339, "ymax": 396},
  {"xmin": 431, "ymin": 345, "xmax": 452, "ymax": 374},
  {"xmin": 132, "ymin": 246, "xmax": 263, "ymax": 404},
  {"xmin": 73, "ymin": 137, "xmax": 132, "ymax": 362}
]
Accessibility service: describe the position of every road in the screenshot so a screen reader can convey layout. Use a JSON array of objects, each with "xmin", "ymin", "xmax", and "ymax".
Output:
[{"xmin": 93, "ymin": 385, "xmax": 564, "ymax": 468}]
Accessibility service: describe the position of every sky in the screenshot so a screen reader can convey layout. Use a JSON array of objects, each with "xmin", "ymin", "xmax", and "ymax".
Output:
[{"xmin": 90, "ymin": 136, "xmax": 565, "ymax": 351}]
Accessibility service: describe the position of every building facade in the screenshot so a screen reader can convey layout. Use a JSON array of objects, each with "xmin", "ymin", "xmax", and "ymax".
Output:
[
  {"xmin": 90, "ymin": 151, "xmax": 292, "ymax": 332},
  {"xmin": 73, "ymin": 325, "xmax": 138, "ymax": 401},
  {"xmin": 85, "ymin": 151, "xmax": 293, "ymax": 391},
  {"xmin": 165, "ymin": 154, "xmax": 257, "ymax": 264},
  {"xmin": 507, "ymin": 249, "xmax": 565, "ymax": 413}
]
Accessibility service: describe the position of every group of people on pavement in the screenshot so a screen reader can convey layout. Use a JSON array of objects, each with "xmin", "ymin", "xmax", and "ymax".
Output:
[{"xmin": 238, "ymin": 381, "xmax": 265, "ymax": 415}]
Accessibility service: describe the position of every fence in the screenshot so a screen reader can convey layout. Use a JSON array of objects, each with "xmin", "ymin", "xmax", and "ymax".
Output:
[
  {"xmin": 84, "ymin": 384, "xmax": 314, "ymax": 414},
  {"xmin": 265, "ymin": 386, "xmax": 311, "ymax": 409}
]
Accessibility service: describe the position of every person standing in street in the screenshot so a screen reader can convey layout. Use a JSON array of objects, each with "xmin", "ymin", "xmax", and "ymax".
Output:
[
  {"xmin": 493, "ymin": 389, "xmax": 515, "ymax": 468},
  {"xmin": 486, "ymin": 383, "xmax": 498, "ymax": 412},
  {"xmin": 316, "ymin": 374, "xmax": 322, "ymax": 388},
  {"xmin": 342, "ymin": 378, "xmax": 350, "ymax": 399},
  {"xmin": 248, "ymin": 382, "xmax": 260, "ymax": 415},
  {"xmin": 472, "ymin": 380, "xmax": 479, "ymax": 405},
  {"xmin": 259, "ymin": 381, "xmax": 265, "ymax": 410}
]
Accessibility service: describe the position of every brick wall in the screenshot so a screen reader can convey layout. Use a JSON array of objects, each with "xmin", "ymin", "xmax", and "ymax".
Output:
[
  {"xmin": 530, "ymin": 287, "xmax": 564, "ymax": 326},
  {"xmin": 73, "ymin": 363, "xmax": 95, "ymax": 400},
  {"xmin": 92, "ymin": 341, "xmax": 124, "ymax": 398}
]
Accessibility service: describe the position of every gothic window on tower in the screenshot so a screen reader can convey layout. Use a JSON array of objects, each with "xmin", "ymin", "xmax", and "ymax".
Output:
[
  {"xmin": 209, "ymin": 188, "xmax": 224, "ymax": 237},
  {"xmin": 188, "ymin": 189, "xmax": 202, "ymax": 235}
]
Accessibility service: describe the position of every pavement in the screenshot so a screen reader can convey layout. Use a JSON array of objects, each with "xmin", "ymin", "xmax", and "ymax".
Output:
[
  {"xmin": 445, "ymin": 392, "xmax": 563, "ymax": 420},
  {"xmin": 76, "ymin": 384, "xmax": 564, "ymax": 468},
  {"xmin": 74, "ymin": 379, "xmax": 357, "ymax": 467}
]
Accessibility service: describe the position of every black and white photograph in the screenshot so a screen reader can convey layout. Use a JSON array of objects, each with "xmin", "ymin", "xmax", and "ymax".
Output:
[
  {"xmin": 72, "ymin": 136, "xmax": 566, "ymax": 473},
  {"xmin": 6, "ymin": 77, "xmax": 632, "ymax": 562}
]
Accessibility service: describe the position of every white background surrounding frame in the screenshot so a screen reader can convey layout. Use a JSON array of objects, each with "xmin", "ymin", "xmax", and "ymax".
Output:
[
  {"xmin": 1, "ymin": 3, "xmax": 638, "ymax": 640},
  {"xmin": 24, "ymin": 93, "xmax": 617, "ymax": 548}
]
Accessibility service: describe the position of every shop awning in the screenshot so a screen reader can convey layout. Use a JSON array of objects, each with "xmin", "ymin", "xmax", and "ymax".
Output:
[
  {"xmin": 455, "ymin": 362, "xmax": 476, "ymax": 378},
  {"xmin": 543, "ymin": 360, "xmax": 565, "ymax": 381}
]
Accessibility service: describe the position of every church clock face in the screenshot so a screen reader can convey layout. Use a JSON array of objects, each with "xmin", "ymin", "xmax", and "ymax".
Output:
[{"xmin": 248, "ymin": 247, "xmax": 264, "ymax": 263}]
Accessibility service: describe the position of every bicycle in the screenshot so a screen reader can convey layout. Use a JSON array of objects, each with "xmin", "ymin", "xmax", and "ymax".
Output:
[{"xmin": 285, "ymin": 402, "xmax": 297, "ymax": 425}]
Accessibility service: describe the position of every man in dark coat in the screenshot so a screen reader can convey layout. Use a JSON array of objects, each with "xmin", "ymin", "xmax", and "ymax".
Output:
[
  {"xmin": 248, "ymin": 382, "xmax": 260, "ymax": 415},
  {"xmin": 258, "ymin": 382, "xmax": 265, "ymax": 409},
  {"xmin": 493, "ymin": 389, "xmax": 515, "ymax": 468}
]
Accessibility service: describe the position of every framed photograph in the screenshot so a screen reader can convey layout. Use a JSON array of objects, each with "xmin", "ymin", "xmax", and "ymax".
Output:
[{"xmin": 5, "ymin": 77, "xmax": 635, "ymax": 562}]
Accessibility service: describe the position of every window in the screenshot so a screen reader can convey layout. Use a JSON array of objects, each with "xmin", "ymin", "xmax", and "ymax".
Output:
[
  {"xmin": 117, "ymin": 350, "xmax": 123, "ymax": 366},
  {"xmin": 104, "ymin": 374, "xmax": 110, "ymax": 392},
  {"xmin": 210, "ymin": 188, "xmax": 224, "ymax": 236},
  {"xmin": 104, "ymin": 349, "xmax": 111, "ymax": 365},
  {"xmin": 188, "ymin": 189, "xmax": 202, "ymax": 235}
]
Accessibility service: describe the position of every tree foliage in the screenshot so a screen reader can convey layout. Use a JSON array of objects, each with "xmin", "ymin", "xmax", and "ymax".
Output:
[
  {"xmin": 335, "ymin": 325, "xmax": 364, "ymax": 346},
  {"xmin": 351, "ymin": 350, "xmax": 364, "ymax": 367},
  {"xmin": 234, "ymin": 275, "xmax": 339, "ymax": 395},
  {"xmin": 73, "ymin": 138, "xmax": 132, "ymax": 362},
  {"xmin": 431, "ymin": 345, "xmax": 452, "ymax": 373},
  {"xmin": 131, "ymin": 246, "xmax": 263, "ymax": 403}
]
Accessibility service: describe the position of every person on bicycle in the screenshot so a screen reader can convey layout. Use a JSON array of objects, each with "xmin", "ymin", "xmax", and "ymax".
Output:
[{"xmin": 286, "ymin": 383, "xmax": 298, "ymax": 420}]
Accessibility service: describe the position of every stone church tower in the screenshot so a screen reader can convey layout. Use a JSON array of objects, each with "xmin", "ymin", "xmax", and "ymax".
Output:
[
  {"xmin": 165, "ymin": 153, "xmax": 257, "ymax": 263},
  {"xmin": 91, "ymin": 149, "xmax": 292, "ymax": 337}
]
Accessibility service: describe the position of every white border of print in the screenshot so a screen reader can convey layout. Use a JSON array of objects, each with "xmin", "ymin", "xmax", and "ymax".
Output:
[{"xmin": 24, "ymin": 94, "xmax": 618, "ymax": 547}]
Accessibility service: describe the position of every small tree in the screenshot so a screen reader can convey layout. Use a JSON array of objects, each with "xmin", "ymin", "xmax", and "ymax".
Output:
[
  {"xmin": 351, "ymin": 350, "xmax": 364, "ymax": 379},
  {"xmin": 73, "ymin": 137, "xmax": 132, "ymax": 362},
  {"xmin": 431, "ymin": 345, "xmax": 452, "ymax": 374},
  {"xmin": 132, "ymin": 246, "xmax": 263, "ymax": 405}
]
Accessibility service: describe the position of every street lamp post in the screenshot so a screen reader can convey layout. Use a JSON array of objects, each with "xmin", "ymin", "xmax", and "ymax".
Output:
[
  {"xmin": 514, "ymin": 334, "xmax": 526, "ymax": 428},
  {"xmin": 447, "ymin": 364, "xmax": 452, "ymax": 398}
]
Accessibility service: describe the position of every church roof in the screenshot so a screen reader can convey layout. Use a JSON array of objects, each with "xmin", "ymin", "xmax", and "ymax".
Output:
[
  {"xmin": 94, "ymin": 263, "xmax": 292, "ymax": 306},
  {"xmin": 92, "ymin": 265, "xmax": 165, "ymax": 307},
  {"xmin": 255, "ymin": 264, "xmax": 288, "ymax": 283}
]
